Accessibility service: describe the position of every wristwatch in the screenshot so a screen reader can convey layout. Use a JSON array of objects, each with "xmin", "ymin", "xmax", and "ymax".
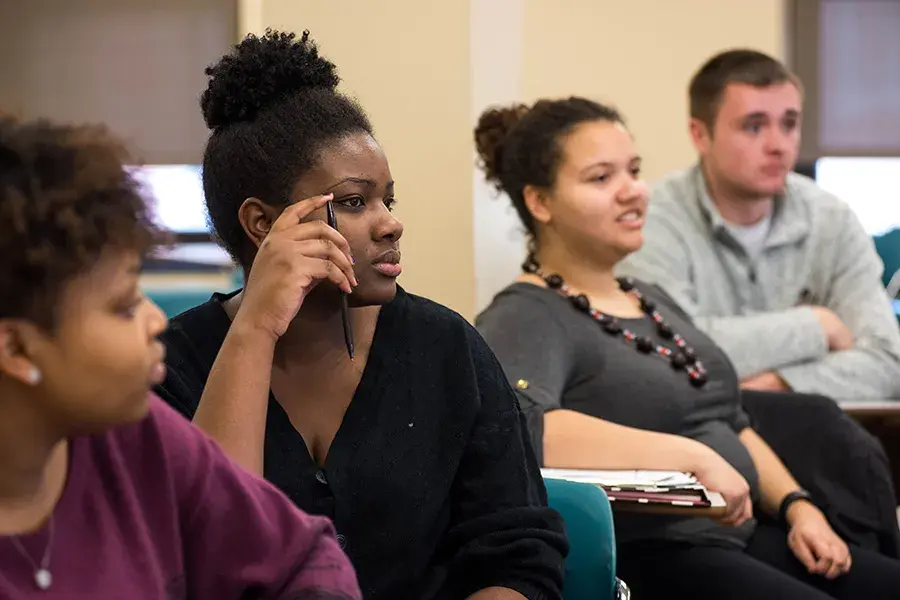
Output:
[{"xmin": 779, "ymin": 489, "xmax": 815, "ymax": 525}]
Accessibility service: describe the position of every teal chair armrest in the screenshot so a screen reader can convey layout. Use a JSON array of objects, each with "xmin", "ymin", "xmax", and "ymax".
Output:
[
  {"xmin": 544, "ymin": 478, "xmax": 619, "ymax": 600},
  {"xmin": 145, "ymin": 268, "xmax": 243, "ymax": 319},
  {"xmin": 146, "ymin": 289, "xmax": 216, "ymax": 319}
]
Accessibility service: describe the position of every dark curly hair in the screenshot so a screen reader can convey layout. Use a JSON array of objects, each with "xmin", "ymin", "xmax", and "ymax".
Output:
[
  {"xmin": 200, "ymin": 29, "xmax": 373, "ymax": 267},
  {"xmin": 0, "ymin": 116, "xmax": 162, "ymax": 329},
  {"xmin": 474, "ymin": 97, "xmax": 623, "ymax": 240}
]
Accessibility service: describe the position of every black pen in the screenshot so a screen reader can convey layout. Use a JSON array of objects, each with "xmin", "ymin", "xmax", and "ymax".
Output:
[{"xmin": 325, "ymin": 200, "xmax": 355, "ymax": 360}]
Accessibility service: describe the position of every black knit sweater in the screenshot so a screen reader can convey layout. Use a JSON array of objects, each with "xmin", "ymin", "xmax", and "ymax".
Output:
[{"xmin": 154, "ymin": 287, "xmax": 567, "ymax": 600}]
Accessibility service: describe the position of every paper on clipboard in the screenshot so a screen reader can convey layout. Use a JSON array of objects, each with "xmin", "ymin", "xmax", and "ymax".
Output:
[
  {"xmin": 705, "ymin": 491, "xmax": 727, "ymax": 508},
  {"xmin": 540, "ymin": 468, "xmax": 700, "ymax": 488},
  {"xmin": 542, "ymin": 468, "xmax": 728, "ymax": 515}
]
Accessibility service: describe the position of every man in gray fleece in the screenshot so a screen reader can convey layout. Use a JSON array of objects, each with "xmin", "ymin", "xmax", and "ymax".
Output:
[{"xmin": 618, "ymin": 49, "xmax": 900, "ymax": 401}]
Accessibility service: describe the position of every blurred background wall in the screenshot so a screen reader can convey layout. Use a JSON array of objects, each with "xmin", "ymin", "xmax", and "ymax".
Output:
[
  {"xmin": 244, "ymin": 0, "xmax": 785, "ymax": 317},
  {"xmin": 3, "ymin": 0, "xmax": 898, "ymax": 320}
]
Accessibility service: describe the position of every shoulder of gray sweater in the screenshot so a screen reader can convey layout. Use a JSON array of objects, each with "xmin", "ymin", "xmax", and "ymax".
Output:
[
  {"xmin": 647, "ymin": 167, "xmax": 701, "ymax": 226},
  {"xmin": 785, "ymin": 171, "xmax": 857, "ymax": 229},
  {"xmin": 650, "ymin": 167, "xmax": 695, "ymax": 205}
]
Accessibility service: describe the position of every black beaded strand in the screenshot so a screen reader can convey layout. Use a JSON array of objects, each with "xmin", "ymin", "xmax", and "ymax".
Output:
[{"xmin": 522, "ymin": 256, "xmax": 708, "ymax": 388}]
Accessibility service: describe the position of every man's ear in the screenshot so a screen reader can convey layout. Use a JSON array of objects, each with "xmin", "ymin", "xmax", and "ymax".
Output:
[
  {"xmin": 689, "ymin": 117, "xmax": 714, "ymax": 155},
  {"xmin": 237, "ymin": 197, "xmax": 280, "ymax": 249},
  {"xmin": 0, "ymin": 320, "xmax": 42, "ymax": 386},
  {"xmin": 523, "ymin": 184, "xmax": 553, "ymax": 226}
]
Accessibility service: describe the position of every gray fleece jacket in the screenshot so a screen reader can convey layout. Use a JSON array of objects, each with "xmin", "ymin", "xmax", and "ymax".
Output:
[{"xmin": 617, "ymin": 164, "xmax": 900, "ymax": 400}]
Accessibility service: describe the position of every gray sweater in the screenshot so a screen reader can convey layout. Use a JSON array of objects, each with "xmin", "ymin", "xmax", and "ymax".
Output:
[{"xmin": 617, "ymin": 165, "xmax": 900, "ymax": 400}]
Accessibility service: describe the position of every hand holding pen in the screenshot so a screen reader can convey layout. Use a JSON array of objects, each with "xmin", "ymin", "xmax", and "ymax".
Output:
[{"xmin": 235, "ymin": 193, "xmax": 358, "ymax": 341}]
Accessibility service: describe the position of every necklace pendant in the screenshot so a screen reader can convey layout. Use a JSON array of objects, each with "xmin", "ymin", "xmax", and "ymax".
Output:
[{"xmin": 35, "ymin": 568, "xmax": 52, "ymax": 590}]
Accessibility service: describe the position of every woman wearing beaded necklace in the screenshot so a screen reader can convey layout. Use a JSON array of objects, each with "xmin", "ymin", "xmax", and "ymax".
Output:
[{"xmin": 473, "ymin": 98, "xmax": 900, "ymax": 599}]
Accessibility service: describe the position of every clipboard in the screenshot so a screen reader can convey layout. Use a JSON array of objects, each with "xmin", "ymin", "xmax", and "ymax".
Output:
[
  {"xmin": 607, "ymin": 490, "xmax": 728, "ymax": 517},
  {"xmin": 541, "ymin": 468, "xmax": 728, "ymax": 517}
]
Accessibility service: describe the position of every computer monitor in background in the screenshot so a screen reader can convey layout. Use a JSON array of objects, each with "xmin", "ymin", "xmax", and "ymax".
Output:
[
  {"xmin": 128, "ymin": 164, "xmax": 209, "ymax": 238},
  {"xmin": 128, "ymin": 164, "xmax": 233, "ymax": 268},
  {"xmin": 812, "ymin": 157, "xmax": 900, "ymax": 237}
]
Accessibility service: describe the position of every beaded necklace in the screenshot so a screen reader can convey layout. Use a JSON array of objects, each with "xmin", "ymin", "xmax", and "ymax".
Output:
[{"xmin": 522, "ymin": 257, "xmax": 708, "ymax": 388}]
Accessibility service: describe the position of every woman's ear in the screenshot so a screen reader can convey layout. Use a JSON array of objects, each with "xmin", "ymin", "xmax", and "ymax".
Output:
[
  {"xmin": 523, "ymin": 184, "xmax": 553, "ymax": 226},
  {"xmin": 237, "ymin": 198, "xmax": 279, "ymax": 249},
  {"xmin": 0, "ymin": 321, "xmax": 43, "ymax": 386}
]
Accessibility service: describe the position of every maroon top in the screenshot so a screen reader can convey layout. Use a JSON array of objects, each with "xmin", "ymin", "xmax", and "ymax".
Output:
[{"xmin": 0, "ymin": 395, "xmax": 361, "ymax": 599}]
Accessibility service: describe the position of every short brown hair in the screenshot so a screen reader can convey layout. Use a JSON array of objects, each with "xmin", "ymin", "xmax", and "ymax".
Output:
[
  {"xmin": 689, "ymin": 49, "xmax": 801, "ymax": 128},
  {"xmin": 0, "ymin": 116, "xmax": 165, "ymax": 329}
]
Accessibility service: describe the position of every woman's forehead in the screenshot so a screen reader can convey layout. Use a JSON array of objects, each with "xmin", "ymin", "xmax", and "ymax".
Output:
[
  {"xmin": 294, "ymin": 133, "xmax": 392, "ymax": 197},
  {"xmin": 63, "ymin": 251, "xmax": 141, "ymax": 306}
]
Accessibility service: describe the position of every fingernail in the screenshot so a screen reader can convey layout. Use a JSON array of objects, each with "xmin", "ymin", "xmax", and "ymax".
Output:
[{"xmin": 351, "ymin": 255, "xmax": 356, "ymax": 264}]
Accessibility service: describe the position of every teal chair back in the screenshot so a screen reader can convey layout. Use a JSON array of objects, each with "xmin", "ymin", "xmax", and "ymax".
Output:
[
  {"xmin": 544, "ymin": 478, "xmax": 618, "ymax": 600},
  {"xmin": 146, "ymin": 269, "xmax": 243, "ymax": 319},
  {"xmin": 874, "ymin": 228, "xmax": 900, "ymax": 289},
  {"xmin": 148, "ymin": 289, "xmax": 216, "ymax": 319}
]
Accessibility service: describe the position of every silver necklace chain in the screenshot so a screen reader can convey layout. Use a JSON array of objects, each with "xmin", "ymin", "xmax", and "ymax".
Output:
[{"xmin": 8, "ymin": 515, "xmax": 54, "ymax": 591}]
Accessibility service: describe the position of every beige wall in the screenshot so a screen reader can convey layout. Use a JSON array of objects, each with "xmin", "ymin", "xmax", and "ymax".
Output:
[
  {"xmin": 524, "ymin": 0, "xmax": 786, "ymax": 181},
  {"xmin": 241, "ymin": 0, "xmax": 785, "ymax": 319},
  {"xmin": 245, "ymin": 0, "xmax": 476, "ymax": 317}
]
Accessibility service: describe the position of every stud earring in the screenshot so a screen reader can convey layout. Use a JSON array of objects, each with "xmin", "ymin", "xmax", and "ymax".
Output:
[{"xmin": 27, "ymin": 367, "xmax": 42, "ymax": 385}]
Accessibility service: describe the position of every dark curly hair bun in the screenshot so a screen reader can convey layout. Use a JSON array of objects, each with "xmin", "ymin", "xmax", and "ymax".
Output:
[
  {"xmin": 200, "ymin": 29, "xmax": 340, "ymax": 130},
  {"xmin": 473, "ymin": 104, "xmax": 529, "ymax": 191}
]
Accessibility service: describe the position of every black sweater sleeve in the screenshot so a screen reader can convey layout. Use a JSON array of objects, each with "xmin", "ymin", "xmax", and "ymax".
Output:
[{"xmin": 443, "ymin": 325, "xmax": 568, "ymax": 600}]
